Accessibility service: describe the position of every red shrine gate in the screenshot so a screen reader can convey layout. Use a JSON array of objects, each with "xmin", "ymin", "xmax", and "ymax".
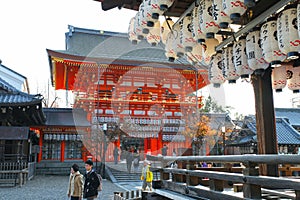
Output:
[{"xmin": 47, "ymin": 47, "xmax": 208, "ymax": 162}]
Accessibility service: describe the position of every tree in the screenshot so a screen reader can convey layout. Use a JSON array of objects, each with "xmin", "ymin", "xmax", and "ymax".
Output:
[{"xmin": 200, "ymin": 96, "xmax": 227, "ymax": 113}]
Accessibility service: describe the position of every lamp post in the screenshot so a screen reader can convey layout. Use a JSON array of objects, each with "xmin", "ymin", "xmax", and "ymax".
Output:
[
  {"xmin": 102, "ymin": 123, "xmax": 107, "ymax": 178},
  {"xmin": 221, "ymin": 126, "xmax": 226, "ymax": 155}
]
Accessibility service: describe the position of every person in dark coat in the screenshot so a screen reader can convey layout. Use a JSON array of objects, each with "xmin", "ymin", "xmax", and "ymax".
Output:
[
  {"xmin": 126, "ymin": 150, "xmax": 134, "ymax": 173},
  {"xmin": 162, "ymin": 144, "xmax": 168, "ymax": 156},
  {"xmin": 83, "ymin": 160, "xmax": 100, "ymax": 200},
  {"xmin": 113, "ymin": 146, "xmax": 119, "ymax": 165}
]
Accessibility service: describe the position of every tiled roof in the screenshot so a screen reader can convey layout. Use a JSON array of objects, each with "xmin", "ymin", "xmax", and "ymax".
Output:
[
  {"xmin": 43, "ymin": 108, "xmax": 90, "ymax": 127},
  {"xmin": 275, "ymin": 108, "xmax": 300, "ymax": 127},
  {"xmin": 0, "ymin": 77, "xmax": 42, "ymax": 106},
  {"xmin": 48, "ymin": 25, "xmax": 203, "ymax": 69},
  {"xmin": 245, "ymin": 116, "xmax": 300, "ymax": 145}
]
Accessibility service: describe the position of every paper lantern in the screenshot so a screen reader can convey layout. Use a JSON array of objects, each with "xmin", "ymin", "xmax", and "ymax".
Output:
[
  {"xmin": 223, "ymin": 44, "xmax": 239, "ymax": 83},
  {"xmin": 161, "ymin": 17, "xmax": 174, "ymax": 44},
  {"xmin": 191, "ymin": 5, "xmax": 205, "ymax": 43},
  {"xmin": 128, "ymin": 17, "xmax": 140, "ymax": 45},
  {"xmin": 287, "ymin": 65, "xmax": 300, "ymax": 93},
  {"xmin": 186, "ymin": 44, "xmax": 204, "ymax": 65},
  {"xmin": 143, "ymin": 0, "xmax": 162, "ymax": 27},
  {"xmin": 134, "ymin": 11, "xmax": 148, "ymax": 40},
  {"xmin": 165, "ymin": 32, "xmax": 178, "ymax": 62},
  {"xmin": 277, "ymin": 4, "xmax": 299, "ymax": 60},
  {"xmin": 209, "ymin": 51, "xmax": 225, "ymax": 87},
  {"xmin": 272, "ymin": 65, "xmax": 287, "ymax": 92},
  {"xmin": 180, "ymin": 15, "xmax": 196, "ymax": 52},
  {"xmin": 203, "ymin": 38, "xmax": 219, "ymax": 64},
  {"xmin": 260, "ymin": 17, "xmax": 286, "ymax": 67},
  {"xmin": 172, "ymin": 23, "xmax": 185, "ymax": 58},
  {"xmin": 222, "ymin": 0, "xmax": 247, "ymax": 21},
  {"xmin": 233, "ymin": 36, "xmax": 253, "ymax": 78},
  {"xmin": 246, "ymin": 28, "xmax": 269, "ymax": 71},
  {"xmin": 157, "ymin": 0, "xmax": 175, "ymax": 11},
  {"xmin": 199, "ymin": 0, "xmax": 220, "ymax": 38},
  {"xmin": 147, "ymin": 21, "xmax": 161, "ymax": 46},
  {"xmin": 212, "ymin": 0, "xmax": 232, "ymax": 29}
]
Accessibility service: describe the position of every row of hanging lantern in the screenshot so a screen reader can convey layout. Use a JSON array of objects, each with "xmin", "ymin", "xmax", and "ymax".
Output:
[
  {"xmin": 128, "ymin": 0, "xmax": 175, "ymax": 46},
  {"xmin": 209, "ymin": 2, "xmax": 300, "ymax": 93}
]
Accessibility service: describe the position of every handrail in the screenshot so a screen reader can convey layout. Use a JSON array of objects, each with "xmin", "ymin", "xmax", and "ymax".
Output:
[{"xmin": 147, "ymin": 154, "xmax": 300, "ymax": 165}]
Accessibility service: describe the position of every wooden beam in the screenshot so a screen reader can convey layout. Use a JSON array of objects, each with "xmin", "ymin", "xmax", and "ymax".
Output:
[{"xmin": 251, "ymin": 67, "xmax": 278, "ymax": 176}]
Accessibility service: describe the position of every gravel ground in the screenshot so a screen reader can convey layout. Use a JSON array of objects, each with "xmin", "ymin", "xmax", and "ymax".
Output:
[{"xmin": 0, "ymin": 175, "xmax": 125, "ymax": 200}]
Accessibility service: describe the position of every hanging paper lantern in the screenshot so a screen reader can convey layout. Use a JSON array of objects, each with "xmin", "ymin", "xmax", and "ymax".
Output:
[
  {"xmin": 180, "ymin": 15, "xmax": 196, "ymax": 52},
  {"xmin": 287, "ymin": 65, "xmax": 300, "ymax": 93},
  {"xmin": 157, "ymin": 0, "xmax": 175, "ymax": 12},
  {"xmin": 186, "ymin": 44, "xmax": 204, "ymax": 65},
  {"xmin": 246, "ymin": 28, "xmax": 269, "ymax": 71},
  {"xmin": 161, "ymin": 17, "xmax": 174, "ymax": 44},
  {"xmin": 143, "ymin": 0, "xmax": 162, "ymax": 27},
  {"xmin": 128, "ymin": 17, "xmax": 140, "ymax": 45},
  {"xmin": 223, "ymin": 44, "xmax": 239, "ymax": 83},
  {"xmin": 134, "ymin": 10, "xmax": 149, "ymax": 40},
  {"xmin": 172, "ymin": 23, "xmax": 185, "ymax": 58},
  {"xmin": 209, "ymin": 51, "xmax": 225, "ymax": 87},
  {"xmin": 222, "ymin": 0, "xmax": 247, "ymax": 21},
  {"xmin": 272, "ymin": 64, "xmax": 287, "ymax": 92},
  {"xmin": 260, "ymin": 17, "xmax": 286, "ymax": 67},
  {"xmin": 165, "ymin": 32, "xmax": 178, "ymax": 62},
  {"xmin": 199, "ymin": 0, "xmax": 220, "ymax": 38},
  {"xmin": 191, "ymin": 5, "xmax": 206, "ymax": 43},
  {"xmin": 147, "ymin": 21, "xmax": 161, "ymax": 46},
  {"xmin": 203, "ymin": 38, "xmax": 219, "ymax": 64},
  {"xmin": 212, "ymin": 0, "xmax": 232, "ymax": 29},
  {"xmin": 277, "ymin": 4, "xmax": 299, "ymax": 60},
  {"xmin": 233, "ymin": 36, "xmax": 253, "ymax": 78}
]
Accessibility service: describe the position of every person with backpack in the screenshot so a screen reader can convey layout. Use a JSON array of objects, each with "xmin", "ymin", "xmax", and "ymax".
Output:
[
  {"xmin": 67, "ymin": 164, "xmax": 84, "ymax": 200},
  {"xmin": 141, "ymin": 160, "xmax": 153, "ymax": 191},
  {"xmin": 83, "ymin": 160, "xmax": 100, "ymax": 200}
]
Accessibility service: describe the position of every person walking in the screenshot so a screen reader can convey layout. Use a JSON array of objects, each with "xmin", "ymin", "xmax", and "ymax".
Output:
[
  {"xmin": 113, "ymin": 146, "xmax": 119, "ymax": 165},
  {"xmin": 172, "ymin": 149, "xmax": 176, "ymax": 157},
  {"xmin": 126, "ymin": 150, "xmax": 134, "ymax": 173},
  {"xmin": 133, "ymin": 150, "xmax": 140, "ymax": 173},
  {"xmin": 162, "ymin": 144, "xmax": 168, "ymax": 156},
  {"xmin": 67, "ymin": 164, "xmax": 84, "ymax": 200},
  {"xmin": 83, "ymin": 160, "xmax": 100, "ymax": 200},
  {"xmin": 141, "ymin": 160, "xmax": 153, "ymax": 191}
]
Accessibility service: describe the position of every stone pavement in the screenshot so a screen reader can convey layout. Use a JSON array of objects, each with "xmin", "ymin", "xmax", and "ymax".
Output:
[{"xmin": 0, "ymin": 175, "xmax": 126, "ymax": 200}]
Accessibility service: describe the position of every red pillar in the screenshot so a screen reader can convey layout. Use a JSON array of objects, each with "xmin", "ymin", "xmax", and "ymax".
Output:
[
  {"xmin": 38, "ymin": 131, "xmax": 43, "ymax": 162},
  {"xmin": 61, "ymin": 141, "xmax": 65, "ymax": 162}
]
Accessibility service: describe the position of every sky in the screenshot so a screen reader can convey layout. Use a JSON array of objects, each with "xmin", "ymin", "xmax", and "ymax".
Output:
[{"xmin": 0, "ymin": 0, "xmax": 299, "ymax": 117}]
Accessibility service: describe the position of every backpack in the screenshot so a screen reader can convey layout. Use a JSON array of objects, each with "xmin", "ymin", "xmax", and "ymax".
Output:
[{"xmin": 96, "ymin": 173, "xmax": 103, "ymax": 191}]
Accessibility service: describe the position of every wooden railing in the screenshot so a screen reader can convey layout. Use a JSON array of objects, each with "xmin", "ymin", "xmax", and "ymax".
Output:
[
  {"xmin": 147, "ymin": 154, "xmax": 300, "ymax": 200},
  {"xmin": 113, "ymin": 190, "xmax": 142, "ymax": 200}
]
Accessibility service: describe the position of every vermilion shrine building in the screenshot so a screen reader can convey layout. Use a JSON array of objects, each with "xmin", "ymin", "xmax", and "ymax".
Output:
[{"xmin": 46, "ymin": 25, "xmax": 208, "ymax": 162}]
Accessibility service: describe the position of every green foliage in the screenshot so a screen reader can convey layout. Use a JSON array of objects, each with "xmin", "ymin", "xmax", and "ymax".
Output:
[{"xmin": 200, "ymin": 96, "xmax": 226, "ymax": 113}]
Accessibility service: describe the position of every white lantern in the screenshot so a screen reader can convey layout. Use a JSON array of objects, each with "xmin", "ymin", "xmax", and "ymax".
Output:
[
  {"xmin": 203, "ymin": 38, "xmax": 220, "ymax": 64},
  {"xmin": 161, "ymin": 17, "xmax": 174, "ymax": 44},
  {"xmin": 223, "ymin": 44, "xmax": 239, "ymax": 83},
  {"xmin": 260, "ymin": 17, "xmax": 286, "ymax": 67},
  {"xmin": 134, "ymin": 12, "xmax": 148, "ymax": 40},
  {"xmin": 278, "ymin": 4, "xmax": 299, "ymax": 60},
  {"xmin": 186, "ymin": 44, "xmax": 204, "ymax": 65},
  {"xmin": 246, "ymin": 28, "xmax": 269, "ymax": 71},
  {"xmin": 199, "ymin": 0, "xmax": 220, "ymax": 38},
  {"xmin": 128, "ymin": 17, "xmax": 140, "ymax": 45},
  {"xmin": 180, "ymin": 15, "xmax": 196, "ymax": 52},
  {"xmin": 147, "ymin": 21, "xmax": 161, "ymax": 46},
  {"xmin": 212, "ymin": 0, "xmax": 232, "ymax": 29},
  {"xmin": 209, "ymin": 51, "xmax": 225, "ymax": 87},
  {"xmin": 165, "ymin": 32, "xmax": 178, "ymax": 62},
  {"xmin": 222, "ymin": 0, "xmax": 247, "ymax": 21},
  {"xmin": 191, "ymin": 5, "xmax": 205, "ymax": 43},
  {"xmin": 172, "ymin": 23, "xmax": 185, "ymax": 57},
  {"xmin": 143, "ymin": 0, "xmax": 162, "ymax": 27},
  {"xmin": 157, "ymin": 0, "xmax": 175, "ymax": 11},
  {"xmin": 233, "ymin": 36, "xmax": 253, "ymax": 78},
  {"xmin": 287, "ymin": 65, "xmax": 300, "ymax": 93},
  {"xmin": 272, "ymin": 64, "xmax": 287, "ymax": 92}
]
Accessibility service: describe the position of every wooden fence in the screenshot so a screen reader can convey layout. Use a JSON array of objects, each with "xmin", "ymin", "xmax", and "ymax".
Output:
[
  {"xmin": 113, "ymin": 190, "xmax": 142, "ymax": 200},
  {"xmin": 147, "ymin": 154, "xmax": 300, "ymax": 200}
]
